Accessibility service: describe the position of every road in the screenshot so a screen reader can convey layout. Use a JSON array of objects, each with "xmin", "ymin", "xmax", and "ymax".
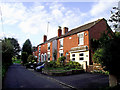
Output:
[
  {"xmin": 3, "ymin": 63, "xmax": 109, "ymax": 89},
  {"xmin": 3, "ymin": 64, "xmax": 67, "ymax": 89}
]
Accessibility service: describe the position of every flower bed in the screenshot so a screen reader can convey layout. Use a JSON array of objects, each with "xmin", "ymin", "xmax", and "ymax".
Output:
[{"xmin": 42, "ymin": 69, "xmax": 84, "ymax": 76}]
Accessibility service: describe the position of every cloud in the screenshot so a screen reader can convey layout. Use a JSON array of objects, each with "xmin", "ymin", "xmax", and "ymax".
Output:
[{"xmin": 1, "ymin": 1, "xmax": 118, "ymax": 47}]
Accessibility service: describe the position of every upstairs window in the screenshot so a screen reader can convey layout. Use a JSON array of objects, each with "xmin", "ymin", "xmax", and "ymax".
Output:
[
  {"xmin": 48, "ymin": 43, "xmax": 50, "ymax": 50},
  {"xmin": 60, "ymin": 38, "xmax": 63, "ymax": 48},
  {"xmin": 39, "ymin": 46, "xmax": 41, "ymax": 52},
  {"xmin": 78, "ymin": 32, "xmax": 84, "ymax": 45}
]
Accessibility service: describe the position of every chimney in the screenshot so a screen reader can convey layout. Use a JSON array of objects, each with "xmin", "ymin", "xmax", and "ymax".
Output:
[
  {"xmin": 63, "ymin": 27, "xmax": 68, "ymax": 35},
  {"xmin": 58, "ymin": 26, "xmax": 62, "ymax": 37},
  {"xmin": 43, "ymin": 35, "xmax": 47, "ymax": 42}
]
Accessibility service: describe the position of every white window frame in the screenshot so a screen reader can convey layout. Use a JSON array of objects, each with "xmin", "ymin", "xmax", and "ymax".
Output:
[
  {"xmin": 59, "ymin": 38, "xmax": 63, "ymax": 49},
  {"xmin": 44, "ymin": 53, "xmax": 46, "ymax": 61},
  {"xmin": 72, "ymin": 53, "xmax": 75, "ymax": 61},
  {"xmin": 79, "ymin": 52, "xmax": 84, "ymax": 61},
  {"xmin": 39, "ymin": 46, "xmax": 41, "ymax": 53},
  {"xmin": 59, "ymin": 50, "xmax": 63, "ymax": 57},
  {"xmin": 48, "ymin": 43, "xmax": 50, "ymax": 51},
  {"xmin": 78, "ymin": 32, "xmax": 84, "ymax": 45}
]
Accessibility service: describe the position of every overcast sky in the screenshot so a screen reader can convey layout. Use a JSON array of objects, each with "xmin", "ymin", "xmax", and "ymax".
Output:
[{"xmin": 0, "ymin": 0, "xmax": 119, "ymax": 48}]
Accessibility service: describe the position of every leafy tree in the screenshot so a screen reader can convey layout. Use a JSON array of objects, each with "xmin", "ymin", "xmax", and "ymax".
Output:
[
  {"xmin": 2, "ymin": 38, "xmax": 14, "ymax": 64},
  {"xmin": 22, "ymin": 39, "xmax": 32, "ymax": 56},
  {"xmin": 92, "ymin": 32, "xmax": 120, "ymax": 87},
  {"xmin": 8, "ymin": 38, "xmax": 21, "ymax": 56},
  {"xmin": 21, "ymin": 52, "xmax": 28, "ymax": 64},
  {"xmin": 109, "ymin": 6, "xmax": 120, "ymax": 32}
]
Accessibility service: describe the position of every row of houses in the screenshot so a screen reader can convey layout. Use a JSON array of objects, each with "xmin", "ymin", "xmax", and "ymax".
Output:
[{"xmin": 33, "ymin": 18, "xmax": 112, "ymax": 70}]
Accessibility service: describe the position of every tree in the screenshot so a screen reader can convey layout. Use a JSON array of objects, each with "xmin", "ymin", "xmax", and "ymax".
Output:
[
  {"xmin": 92, "ymin": 32, "xmax": 120, "ymax": 87},
  {"xmin": 21, "ymin": 39, "xmax": 32, "ymax": 64},
  {"xmin": 21, "ymin": 52, "xmax": 28, "ymax": 64},
  {"xmin": 22, "ymin": 39, "xmax": 32, "ymax": 56},
  {"xmin": 2, "ymin": 38, "xmax": 14, "ymax": 64},
  {"xmin": 8, "ymin": 38, "xmax": 21, "ymax": 56},
  {"xmin": 109, "ymin": 6, "xmax": 120, "ymax": 32}
]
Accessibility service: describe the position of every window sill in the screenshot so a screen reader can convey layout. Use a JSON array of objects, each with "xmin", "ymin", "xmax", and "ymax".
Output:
[{"xmin": 59, "ymin": 47, "xmax": 63, "ymax": 49}]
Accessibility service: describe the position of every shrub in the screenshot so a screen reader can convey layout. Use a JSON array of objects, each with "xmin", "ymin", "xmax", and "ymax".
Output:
[
  {"xmin": 44, "ymin": 61, "xmax": 56, "ymax": 68},
  {"xmin": 66, "ymin": 61, "xmax": 82, "ymax": 69},
  {"xmin": 27, "ymin": 55, "xmax": 37, "ymax": 64},
  {"xmin": 57, "ymin": 56, "xmax": 66, "ymax": 66}
]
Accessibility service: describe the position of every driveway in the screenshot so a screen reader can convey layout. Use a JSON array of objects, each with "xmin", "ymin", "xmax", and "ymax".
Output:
[
  {"xmin": 3, "ymin": 64, "xmax": 67, "ymax": 89},
  {"xmin": 47, "ymin": 72, "xmax": 109, "ymax": 88}
]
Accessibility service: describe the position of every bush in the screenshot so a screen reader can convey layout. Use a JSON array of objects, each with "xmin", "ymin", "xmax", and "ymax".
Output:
[
  {"xmin": 66, "ymin": 61, "xmax": 82, "ymax": 69},
  {"xmin": 44, "ymin": 61, "xmax": 56, "ymax": 68},
  {"xmin": 57, "ymin": 56, "xmax": 66, "ymax": 67},
  {"xmin": 27, "ymin": 55, "xmax": 37, "ymax": 64}
]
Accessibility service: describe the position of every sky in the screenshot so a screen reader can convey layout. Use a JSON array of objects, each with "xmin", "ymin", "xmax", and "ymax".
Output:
[{"xmin": 0, "ymin": 0, "xmax": 119, "ymax": 49}]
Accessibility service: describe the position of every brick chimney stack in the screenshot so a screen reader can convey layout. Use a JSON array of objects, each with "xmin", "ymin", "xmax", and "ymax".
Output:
[
  {"xmin": 43, "ymin": 35, "xmax": 47, "ymax": 42},
  {"xmin": 58, "ymin": 26, "xmax": 62, "ymax": 37},
  {"xmin": 63, "ymin": 27, "xmax": 68, "ymax": 35}
]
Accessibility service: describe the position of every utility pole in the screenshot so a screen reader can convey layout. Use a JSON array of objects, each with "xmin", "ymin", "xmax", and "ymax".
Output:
[{"xmin": 47, "ymin": 22, "xmax": 50, "ymax": 37}]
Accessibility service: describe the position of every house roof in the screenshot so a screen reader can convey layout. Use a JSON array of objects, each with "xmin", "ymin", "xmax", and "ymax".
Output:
[
  {"xmin": 38, "ymin": 18, "xmax": 106, "ymax": 46},
  {"xmin": 39, "ymin": 36, "xmax": 58, "ymax": 46},
  {"xmin": 57, "ymin": 18, "xmax": 106, "ymax": 39}
]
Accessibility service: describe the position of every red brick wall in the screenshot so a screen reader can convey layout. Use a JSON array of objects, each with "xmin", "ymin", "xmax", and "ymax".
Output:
[
  {"xmin": 89, "ymin": 19, "xmax": 109, "ymax": 65},
  {"xmin": 89, "ymin": 19, "xmax": 107, "ymax": 40},
  {"xmin": 50, "ymin": 42, "xmax": 52, "ymax": 61},
  {"xmin": 57, "ymin": 30, "xmax": 89, "ymax": 61}
]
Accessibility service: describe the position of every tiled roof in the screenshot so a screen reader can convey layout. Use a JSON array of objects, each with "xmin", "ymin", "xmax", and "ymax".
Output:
[
  {"xmin": 57, "ymin": 18, "xmax": 105, "ymax": 39},
  {"xmin": 38, "ymin": 18, "xmax": 106, "ymax": 46},
  {"xmin": 39, "ymin": 36, "xmax": 57, "ymax": 45}
]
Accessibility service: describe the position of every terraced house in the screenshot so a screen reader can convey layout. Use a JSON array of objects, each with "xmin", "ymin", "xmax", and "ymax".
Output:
[{"xmin": 33, "ymin": 18, "xmax": 112, "ymax": 70}]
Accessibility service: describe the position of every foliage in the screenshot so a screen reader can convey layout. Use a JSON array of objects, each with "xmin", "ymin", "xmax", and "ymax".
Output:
[
  {"xmin": 92, "ymin": 32, "xmax": 120, "ymax": 76},
  {"xmin": 109, "ymin": 6, "xmax": 120, "ymax": 32},
  {"xmin": 22, "ymin": 39, "xmax": 32, "ymax": 56},
  {"xmin": 21, "ymin": 39, "xmax": 32, "ymax": 64},
  {"xmin": 27, "ymin": 55, "xmax": 37, "ymax": 63},
  {"xmin": 21, "ymin": 52, "xmax": 28, "ymax": 64},
  {"xmin": 57, "ymin": 56, "xmax": 66, "ymax": 66},
  {"xmin": 66, "ymin": 61, "xmax": 82, "ymax": 69},
  {"xmin": 2, "ymin": 38, "xmax": 14, "ymax": 64},
  {"xmin": 8, "ymin": 38, "xmax": 21, "ymax": 56},
  {"xmin": 44, "ymin": 61, "xmax": 56, "ymax": 68}
]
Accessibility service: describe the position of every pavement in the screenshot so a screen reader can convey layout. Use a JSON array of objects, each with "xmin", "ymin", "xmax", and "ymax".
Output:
[{"xmin": 3, "ymin": 63, "xmax": 109, "ymax": 89}]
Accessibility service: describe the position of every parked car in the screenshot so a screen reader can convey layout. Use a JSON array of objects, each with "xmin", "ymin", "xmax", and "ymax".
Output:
[
  {"xmin": 34, "ymin": 62, "xmax": 44, "ymax": 70},
  {"xmin": 26, "ymin": 62, "xmax": 37, "ymax": 69},
  {"xmin": 35, "ymin": 63, "xmax": 45, "ymax": 72}
]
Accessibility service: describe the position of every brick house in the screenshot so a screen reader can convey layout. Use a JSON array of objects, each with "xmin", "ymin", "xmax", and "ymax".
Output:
[
  {"xmin": 34, "ymin": 18, "xmax": 112, "ymax": 69},
  {"xmin": 37, "ymin": 35, "xmax": 57, "ymax": 62},
  {"xmin": 56, "ymin": 18, "xmax": 112, "ymax": 69}
]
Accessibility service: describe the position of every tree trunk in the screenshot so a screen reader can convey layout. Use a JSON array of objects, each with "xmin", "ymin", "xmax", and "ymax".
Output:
[{"xmin": 109, "ymin": 74, "xmax": 117, "ymax": 87}]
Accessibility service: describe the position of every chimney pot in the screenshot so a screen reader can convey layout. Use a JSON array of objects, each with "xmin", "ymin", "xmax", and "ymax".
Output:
[
  {"xmin": 58, "ymin": 26, "xmax": 62, "ymax": 37},
  {"xmin": 43, "ymin": 35, "xmax": 47, "ymax": 42},
  {"xmin": 63, "ymin": 27, "xmax": 68, "ymax": 35}
]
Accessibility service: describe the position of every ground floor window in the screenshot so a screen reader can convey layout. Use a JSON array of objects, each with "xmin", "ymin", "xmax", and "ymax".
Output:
[
  {"xmin": 79, "ymin": 53, "xmax": 84, "ymax": 60},
  {"xmin": 60, "ymin": 53, "xmax": 63, "ymax": 57},
  {"xmin": 72, "ymin": 53, "xmax": 75, "ymax": 61},
  {"xmin": 44, "ymin": 54, "xmax": 46, "ymax": 61},
  {"xmin": 48, "ymin": 54, "xmax": 50, "ymax": 61},
  {"xmin": 39, "ymin": 53, "xmax": 40, "ymax": 62}
]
